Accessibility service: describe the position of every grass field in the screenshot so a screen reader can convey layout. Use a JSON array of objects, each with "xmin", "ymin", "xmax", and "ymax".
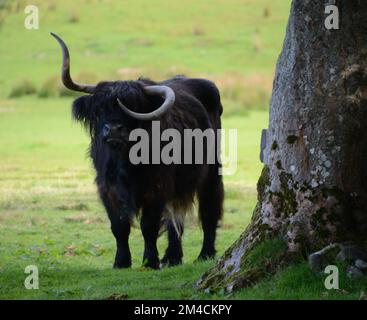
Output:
[
  {"xmin": 1, "ymin": 0, "xmax": 366, "ymax": 300},
  {"xmin": 0, "ymin": 96, "xmax": 263, "ymax": 299}
]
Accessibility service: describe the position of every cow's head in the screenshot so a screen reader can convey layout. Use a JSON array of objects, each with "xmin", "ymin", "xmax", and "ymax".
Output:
[{"xmin": 51, "ymin": 33, "xmax": 175, "ymax": 148}]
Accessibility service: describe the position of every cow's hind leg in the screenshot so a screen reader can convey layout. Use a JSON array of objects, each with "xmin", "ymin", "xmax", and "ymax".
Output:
[
  {"xmin": 141, "ymin": 200, "xmax": 165, "ymax": 269},
  {"xmin": 197, "ymin": 167, "xmax": 224, "ymax": 260},
  {"xmin": 161, "ymin": 220, "xmax": 184, "ymax": 267}
]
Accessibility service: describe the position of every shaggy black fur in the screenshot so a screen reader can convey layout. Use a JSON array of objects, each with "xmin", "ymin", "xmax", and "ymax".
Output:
[{"xmin": 72, "ymin": 75, "xmax": 224, "ymax": 269}]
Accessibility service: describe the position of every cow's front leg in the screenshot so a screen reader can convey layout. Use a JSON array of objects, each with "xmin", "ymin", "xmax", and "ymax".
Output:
[
  {"xmin": 100, "ymin": 187, "xmax": 132, "ymax": 269},
  {"xmin": 141, "ymin": 201, "xmax": 165, "ymax": 269},
  {"xmin": 113, "ymin": 182, "xmax": 136, "ymax": 269},
  {"xmin": 111, "ymin": 217, "xmax": 131, "ymax": 268}
]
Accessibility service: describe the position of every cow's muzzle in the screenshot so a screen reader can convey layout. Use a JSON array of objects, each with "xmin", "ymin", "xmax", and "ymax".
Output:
[{"xmin": 102, "ymin": 124, "xmax": 126, "ymax": 146}]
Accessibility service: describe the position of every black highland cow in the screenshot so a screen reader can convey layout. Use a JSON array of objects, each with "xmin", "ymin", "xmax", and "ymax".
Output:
[{"xmin": 51, "ymin": 33, "xmax": 224, "ymax": 269}]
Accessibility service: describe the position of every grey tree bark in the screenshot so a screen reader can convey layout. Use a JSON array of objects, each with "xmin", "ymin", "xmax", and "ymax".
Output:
[{"xmin": 198, "ymin": 0, "xmax": 367, "ymax": 292}]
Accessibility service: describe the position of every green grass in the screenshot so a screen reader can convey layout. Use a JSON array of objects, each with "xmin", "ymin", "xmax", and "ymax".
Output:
[
  {"xmin": 0, "ymin": 0, "xmax": 291, "ymax": 113},
  {"xmin": 0, "ymin": 96, "xmax": 262, "ymax": 299},
  {"xmin": 232, "ymin": 262, "xmax": 367, "ymax": 300},
  {"xmin": 1, "ymin": 0, "xmax": 366, "ymax": 300},
  {"xmin": 1, "ymin": 0, "xmax": 289, "ymax": 80},
  {"xmin": 2, "ymin": 99, "xmax": 366, "ymax": 300}
]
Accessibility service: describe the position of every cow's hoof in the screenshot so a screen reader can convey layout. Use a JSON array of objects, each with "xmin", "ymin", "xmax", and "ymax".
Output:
[
  {"xmin": 142, "ymin": 258, "xmax": 160, "ymax": 270},
  {"xmin": 113, "ymin": 260, "xmax": 131, "ymax": 269},
  {"xmin": 160, "ymin": 256, "xmax": 182, "ymax": 268},
  {"xmin": 195, "ymin": 252, "xmax": 216, "ymax": 262}
]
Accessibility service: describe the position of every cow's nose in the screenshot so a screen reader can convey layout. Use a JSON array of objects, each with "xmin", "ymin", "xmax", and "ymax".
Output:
[
  {"xmin": 103, "ymin": 124, "xmax": 124, "ymax": 137},
  {"xmin": 103, "ymin": 124, "xmax": 111, "ymax": 137},
  {"xmin": 114, "ymin": 124, "xmax": 124, "ymax": 131}
]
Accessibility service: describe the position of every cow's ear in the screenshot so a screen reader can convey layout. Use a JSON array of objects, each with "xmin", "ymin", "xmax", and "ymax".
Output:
[{"xmin": 72, "ymin": 95, "xmax": 93, "ymax": 123}]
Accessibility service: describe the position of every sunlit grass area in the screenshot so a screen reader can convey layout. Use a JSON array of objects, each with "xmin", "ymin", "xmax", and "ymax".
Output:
[{"xmin": 1, "ymin": 0, "xmax": 291, "ymax": 113}]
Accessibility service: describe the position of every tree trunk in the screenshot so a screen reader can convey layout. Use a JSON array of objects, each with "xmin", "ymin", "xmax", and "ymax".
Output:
[{"xmin": 198, "ymin": 0, "xmax": 367, "ymax": 292}]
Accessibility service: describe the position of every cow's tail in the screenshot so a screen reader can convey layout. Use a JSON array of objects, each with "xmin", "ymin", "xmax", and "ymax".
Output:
[{"xmin": 160, "ymin": 203, "xmax": 192, "ymax": 237}]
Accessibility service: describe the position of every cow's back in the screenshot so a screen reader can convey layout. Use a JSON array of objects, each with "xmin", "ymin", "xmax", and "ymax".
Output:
[{"xmin": 162, "ymin": 77, "xmax": 223, "ymax": 126}]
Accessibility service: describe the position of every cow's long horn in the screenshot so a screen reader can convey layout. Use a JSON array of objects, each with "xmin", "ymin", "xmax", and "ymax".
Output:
[
  {"xmin": 50, "ymin": 32, "xmax": 96, "ymax": 94},
  {"xmin": 117, "ymin": 85, "xmax": 175, "ymax": 120}
]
